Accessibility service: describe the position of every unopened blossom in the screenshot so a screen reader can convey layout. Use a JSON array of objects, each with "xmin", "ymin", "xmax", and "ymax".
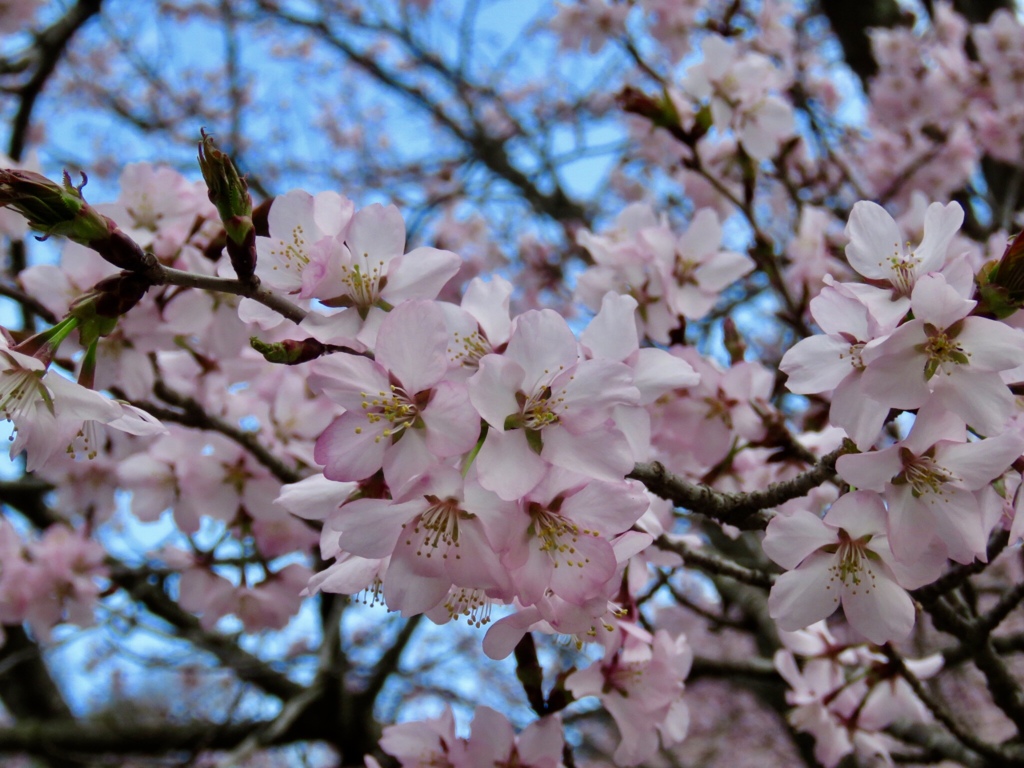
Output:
[{"xmin": 764, "ymin": 491, "xmax": 936, "ymax": 644}]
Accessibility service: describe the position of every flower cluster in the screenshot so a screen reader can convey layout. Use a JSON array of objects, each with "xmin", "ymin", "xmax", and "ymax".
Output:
[
  {"xmin": 775, "ymin": 623, "xmax": 942, "ymax": 767},
  {"xmin": 771, "ymin": 201, "xmax": 1024, "ymax": 644}
]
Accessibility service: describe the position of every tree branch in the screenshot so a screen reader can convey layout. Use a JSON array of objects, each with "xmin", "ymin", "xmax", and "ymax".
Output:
[{"xmin": 630, "ymin": 446, "xmax": 845, "ymax": 530}]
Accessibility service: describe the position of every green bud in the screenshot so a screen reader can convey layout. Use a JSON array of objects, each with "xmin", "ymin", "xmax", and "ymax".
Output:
[
  {"xmin": 198, "ymin": 131, "xmax": 256, "ymax": 282},
  {"xmin": 0, "ymin": 169, "xmax": 110, "ymax": 243},
  {"xmin": 250, "ymin": 336, "xmax": 326, "ymax": 365},
  {"xmin": 993, "ymin": 229, "xmax": 1024, "ymax": 297}
]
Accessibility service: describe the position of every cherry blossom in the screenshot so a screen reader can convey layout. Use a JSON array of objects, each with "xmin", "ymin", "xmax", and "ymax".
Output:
[
  {"xmin": 764, "ymin": 491, "xmax": 937, "ymax": 644},
  {"xmin": 311, "ymin": 300, "xmax": 479, "ymax": 488},
  {"xmin": 567, "ymin": 627, "xmax": 692, "ymax": 766},
  {"xmin": 837, "ymin": 404, "xmax": 1024, "ymax": 563},
  {"xmin": 862, "ymin": 273, "xmax": 1024, "ymax": 436},
  {"xmin": 844, "ymin": 200, "xmax": 963, "ymax": 313},
  {"xmin": 468, "ymin": 308, "xmax": 638, "ymax": 500}
]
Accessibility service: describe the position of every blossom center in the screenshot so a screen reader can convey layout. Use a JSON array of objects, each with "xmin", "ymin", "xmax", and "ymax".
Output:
[
  {"xmin": 359, "ymin": 384, "xmax": 422, "ymax": 442},
  {"xmin": 341, "ymin": 258, "xmax": 385, "ymax": 308},
  {"xmin": 518, "ymin": 382, "xmax": 568, "ymax": 431},
  {"xmin": 0, "ymin": 368, "xmax": 47, "ymax": 431},
  {"xmin": 921, "ymin": 324, "xmax": 970, "ymax": 379},
  {"xmin": 886, "ymin": 241, "xmax": 920, "ymax": 296},
  {"xmin": 673, "ymin": 254, "xmax": 699, "ymax": 285},
  {"xmin": 828, "ymin": 530, "xmax": 877, "ymax": 596},
  {"xmin": 449, "ymin": 330, "xmax": 491, "ymax": 370},
  {"xmin": 838, "ymin": 339, "xmax": 866, "ymax": 371},
  {"xmin": 441, "ymin": 587, "xmax": 492, "ymax": 627},
  {"xmin": 896, "ymin": 449, "xmax": 955, "ymax": 498},
  {"xmin": 408, "ymin": 495, "xmax": 463, "ymax": 559},
  {"xmin": 528, "ymin": 502, "xmax": 597, "ymax": 569},
  {"xmin": 270, "ymin": 224, "xmax": 310, "ymax": 272}
]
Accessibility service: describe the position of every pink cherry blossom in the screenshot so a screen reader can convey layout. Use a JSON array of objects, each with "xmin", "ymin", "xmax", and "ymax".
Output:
[
  {"xmin": 837, "ymin": 404, "xmax": 1024, "ymax": 563},
  {"xmin": 297, "ymin": 203, "xmax": 461, "ymax": 347},
  {"xmin": 862, "ymin": 273, "xmax": 1024, "ymax": 436},
  {"xmin": 255, "ymin": 188, "xmax": 355, "ymax": 293},
  {"xmin": 764, "ymin": 491, "xmax": 928, "ymax": 644},
  {"xmin": 325, "ymin": 467, "xmax": 512, "ymax": 617},
  {"xmin": 567, "ymin": 627, "xmax": 692, "ymax": 766},
  {"xmin": 844, "ymin": 200, "xmax": 963, "ymax": 309},
  {"xmin": 468, "ymin": 309, "xmax": 638, "ymax": 499},
  {"xmin": 780, "ymin": 279, "xmax": 900, "ymax": 449},
  {"xmin": 311, "ymin": 300, "xmax": 480, "ymax": 487},
  {"xmin": 460, "ymin": 707, "xmax": 564, "ymax": 768}
]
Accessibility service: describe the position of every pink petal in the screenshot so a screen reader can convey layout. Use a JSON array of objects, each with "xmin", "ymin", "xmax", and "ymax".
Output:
[
  {"xmin": 845, "ymin": 201, "xmax": 904, "ymax": 281},
  {"xmin": 375, "ymin": 300, "xmax": 449, "ymax": 392},
  {"xmin": 543, "ymin": 425, "xmax": 634, "ymax": 482},
  {"xmin": 421, "ymin": 381, "xmax": 480, "ymax": 458},
  {"xmin": 476, "ymin": 429, "xmax": 547, "ymax": 501},
  {"xmin": 346, "ymin": 203, "xmax": 405, "ymax": 264},
  {"xmin": 468, "ymin": 355, "xmax": 523, "ymax": 432},
  {"xmin": 840, "ymin": 565, "xmax": 914, "ymax": 644},
  {"xmin": 763, "ymin": 510, "xmax": 837, "ymax": 570},
  {"xmin": 835, "ymin": 447, "xmax": 901, "ymax": 491},
  {"xmin": 580, "ymin": 291, "xmax": 640, "ymax": 361},
  {"xmin": 768, "ymin": 553, "xmax": 842, "ymax": 631},
  {"xmin": 314, "ymin": 412, "xmax": 388, "ymax": 482},
  {"xmin": 505, "ymin": 310, "xmax": 580, "ymax": 393},
  {"xmin": 381, "ymin": 247, "xmax": 461, "ymax": 303},
  {"xmin": 780, "ymin": 335, "xmax": 859, "ymax": 394}
]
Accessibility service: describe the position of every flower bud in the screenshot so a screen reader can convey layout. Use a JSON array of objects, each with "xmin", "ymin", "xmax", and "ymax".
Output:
[
  {"xmin": 0, "ymin": 169, "xmax": 152, "ymax": 272},
  {"xmin": 0, "ymin": 169, "xmax": 109, "ymax": 243},
  {"xmin": 250, "ymin": 336, "xmax": 326, "ymax": 365},
  {"xmin": 70, "ymin": 272, "xmax": 152, "ymax": 322},
  {"xmin": 993, "ymin": 229, "xmax": 1024, "ymax": 297},
  {"xmin": 198, "ymin": 130, "xmax": 256, "ymax": 282}
]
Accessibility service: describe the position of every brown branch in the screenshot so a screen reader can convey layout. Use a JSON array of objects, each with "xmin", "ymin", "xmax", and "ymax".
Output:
[
  {"xmin": 0, "ymin": 718, "xmax": 261, "ymax": 757},
  {"xmin": 882, "ymin": 645, "xmax": 1022, "ymax": 765},
  {"xmin": 655, "ymin": 536, "xmax": 774, "ymax": 589},
  {"xmin": 8, "ymin": 0, "xmax": 104, "ymax": 162},
  {"xmin": 688, "ymin": 655, "xmax": 777, "ymax": 681},
  {"xmin": 140, "ymin": 262, "xmax": 307, "ymax": 325},
  {"xmin": 630, "ymin": 446, "xmax": 845, "ymax": 530},
  {"xmin": 114, "ymin": 569, "xmax": 303, "ymax": 702},
  {"xmin": 132, "ymin": 381, "xmax": 304, "ymax": 485}
]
